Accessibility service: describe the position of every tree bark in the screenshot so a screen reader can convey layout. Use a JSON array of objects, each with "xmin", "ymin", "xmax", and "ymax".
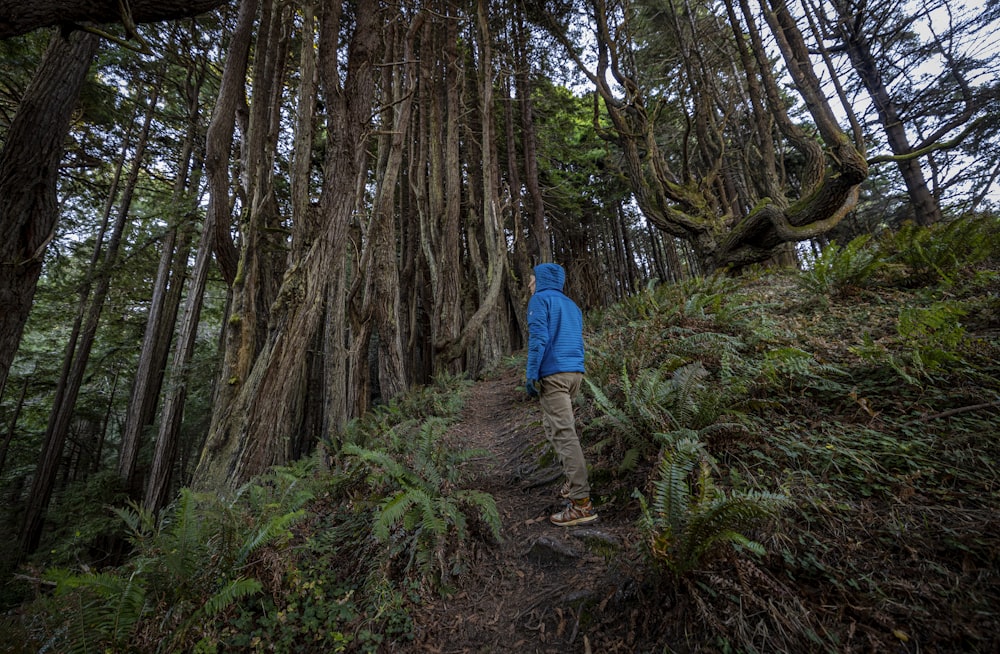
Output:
[
  {"xmin": 0, "ymin": 29, "xmax": 98, "ymax": 405},
  {"xmin": 212, "ymin": 0, "xmax": 289, "ymax": 418},
  {"xmin": 448, "ymin": 0, "xmax": 509, "ymax": 374},
  {"xmin": 194, "ymin": 0, "xmax": 380, "ymax": 489},
  {"xmin": 0, "ymin": 0, "xmax": 230, "ymax": 38},
  {"xmin": 412, "ymin": 2, "xmax": 465, "ymax": 376},
  {"xmin": 204, "ymin": 0, "xmax": 256, "ymax": 287},
  {"xmin": 372, "ymin": 11, "xmax": 424, "ymax": 400}
]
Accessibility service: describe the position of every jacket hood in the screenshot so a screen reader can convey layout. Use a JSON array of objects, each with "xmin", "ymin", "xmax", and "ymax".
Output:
[{"xmin": 533, "ymin": 263, "xmax": 566, "ymax": 292}]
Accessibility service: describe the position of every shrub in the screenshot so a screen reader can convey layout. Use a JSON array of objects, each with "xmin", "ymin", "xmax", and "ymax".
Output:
[
  {"xmin": 343, "ymin": 417, "xmax": 500, "ymax": 592},
  {"xmin": 850, "ymin": 301, "xmax": 969, "ymax": 384},
  {"xmin": 39, "ymin": 465, "xmax": 314, "ymax": 654}
]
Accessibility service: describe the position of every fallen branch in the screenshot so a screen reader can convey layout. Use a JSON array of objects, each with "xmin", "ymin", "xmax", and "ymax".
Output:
[{"xmin": 902, "ymin": 400, "xmax": 1000, "ymax": 426}]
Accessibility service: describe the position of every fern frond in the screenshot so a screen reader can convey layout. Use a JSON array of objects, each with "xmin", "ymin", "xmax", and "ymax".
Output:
[
  {"xmin": 111, "ymin": 500, "xmax": 156, "ymax": 545},
  {"xmin": 203, "ymin": 577, "xmax": 263, "ymax": 616},
  {"xmin": 585, "ymin": 377, "xmax": 631, "ymax": 430},
  {"xmin": 619, "ymin": 447, "xmax": 641, "ymax": 473},
  {"xmin": 639, "ymin": 440, "xmax": 789, "ymax": 577},
  {"xmin": 236, "ymin": 509, "xmax": 306, "ymax": 565},
  {"xmin": 374, "ymin": 490, "xmax": 419, "ymax": 540},
  {"xmin": 649, "ymin": 445, "xmax": 697, "ymax": 536},
  {"xmin": 160, "ymin": 488, "xmax": 205, "ymax": 584},
  {"xmin": 343, "ymin": 442, "xmax": 413, "ymax": 487},
  {"xmin": 418, "ymin": 490, "xmax": 449, "ymax": 536},
  {"xmin": 454, "ymin": 489, "xmax": 502, "ymax": 542},
  {"xmin": 684, "ymin": 492, "xmax": 785, "ymax": 563}
]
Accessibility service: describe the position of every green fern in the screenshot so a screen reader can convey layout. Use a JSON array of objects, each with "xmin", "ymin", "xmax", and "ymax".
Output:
[
  {"xmin": 636, "ymin": 439, "xmax": 789, "ymax": 577},
  {"xmin": 47, "ymin": 565, "xmax": 149, "ymax": 653},
  {"xmin": 44, "ymin": 476, "xmax": 311, "ymax": 653},
  {"xmin": 344, "ymin": 417, "xmax": 499, "ymax": 589},
  {"xmin": 797, "ymin": 234, "xmax": 883, "ymax": 300},
  {"xmin": 850, "ymin": 301, "xmax": 969, "ymax": 384},
  {"xmin": 202, "ymin": 577, "xmax": 264, "ymax": 616},
  {"xmin": 587, "ymin": 361, "xmax": 744, "ymax": 461},
  {"xmin": 236, "ymin": 508, "xmax": 306, "ymax": 566},
  {"xmin": 878, "ymin": 214, "xmax": 1000, "ymax": 285}
]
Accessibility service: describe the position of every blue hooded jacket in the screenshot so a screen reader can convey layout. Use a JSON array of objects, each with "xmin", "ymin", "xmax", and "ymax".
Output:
[{"xmin": 526, "ymin": 263, "xmax": 585, "ymax": 381}]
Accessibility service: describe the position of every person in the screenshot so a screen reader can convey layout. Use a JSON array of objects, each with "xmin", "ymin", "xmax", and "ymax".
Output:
[{"xmin": 525, "ymin": 263, "xmax": 597, "ymax": 526}]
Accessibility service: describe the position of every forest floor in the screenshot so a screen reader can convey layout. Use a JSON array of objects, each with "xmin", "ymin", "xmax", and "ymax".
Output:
[{"xmin": 405, "ymin": 364, "xmax": 658, "ymax": 653}]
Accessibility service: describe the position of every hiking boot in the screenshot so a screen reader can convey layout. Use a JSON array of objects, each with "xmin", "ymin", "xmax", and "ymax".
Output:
[
  {"xmin": 550, "ymin": 499, "xmax": 597, "ymax": 527},
  {"xmin": 558, "ymin": 481, "xmax": 571, "ymax": 499}
]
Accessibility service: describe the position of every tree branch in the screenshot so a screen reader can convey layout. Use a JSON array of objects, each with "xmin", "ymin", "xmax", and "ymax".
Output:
[
  {"xmin": 867, "ymin": 122, "xmax": 977, "ymax": 166},
  {"xmin": 0, "ymin": 0, "xmax": 230, "ymax": 38}
]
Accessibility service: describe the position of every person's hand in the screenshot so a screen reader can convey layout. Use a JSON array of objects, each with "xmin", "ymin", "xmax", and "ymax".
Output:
[{"xmin": 525, "ymin": 378, "xmax": 538, "ymax": 398}]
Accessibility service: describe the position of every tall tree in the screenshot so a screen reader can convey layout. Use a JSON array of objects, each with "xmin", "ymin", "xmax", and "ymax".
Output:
[
  {"xmin": 19, "ymin": 63, "xmax": 160, "ymax": 556},
  {"xmin": 119, "ymin": 25, "xmax": 209, "ymax": 494},
  {"xmin": 0, "ymin": 29, "xmax": 98, "ymax": 406},
  {"xmin": 818, "ymin": 0, "xmax": 995, "ymax": 224},
  {"xmin": 0, "ymin": 0, "xmax": 230, "ymax": 401},
  {"xmin": 357, "ymin": 5, "xmax": 424, "ymax": 401}
]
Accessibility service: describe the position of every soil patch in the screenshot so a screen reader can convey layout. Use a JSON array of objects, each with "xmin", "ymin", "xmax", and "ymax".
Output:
[{"xmin": 408, "ymin": 365, "xmax": 651, "ymax": 653}]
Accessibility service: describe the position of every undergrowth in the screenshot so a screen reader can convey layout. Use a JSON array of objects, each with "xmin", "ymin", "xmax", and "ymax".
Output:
[
  {"xmin": 2, "ymin": 371, "xmax": 492, "ymax": 653},
  {"xmin": 2, "ymin": 215, "xmax": 997, "ymax": 653},
  {"xmin": 579, "ymin": 214, "xmax": 1000, "ymax": 652}
]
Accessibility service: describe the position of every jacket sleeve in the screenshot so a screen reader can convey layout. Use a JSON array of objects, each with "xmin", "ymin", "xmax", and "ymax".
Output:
[{"xmin": 526, "ymin": 295, "xmax": 548, "ymax": 380}]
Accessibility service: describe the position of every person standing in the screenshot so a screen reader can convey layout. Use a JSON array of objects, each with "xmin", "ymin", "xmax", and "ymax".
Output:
[{"xmin": 525, "ymin": 263, "xmax": 597, "ymax": 526}]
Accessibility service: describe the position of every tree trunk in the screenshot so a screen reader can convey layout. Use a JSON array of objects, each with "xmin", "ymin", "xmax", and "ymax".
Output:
[
  {"xmin": 20, "ymin": 60, "xmax": 156, "ymax": 557},
  {"xmin": 119, "ymin": 43, "xmax": 205, "ymax": 491},
  {"xmin": 502, "ymin": 75, "xmax": 532, "ymax": 347},
  {"xmin": 204, "ymin": 0, "xmax": 257, "ymax": 287},
  {"xmin": 290, "ymin": 0, "xmax": 319, "ymax": 261},
  {"xmin": 204, "ymin": 0, "xmax": 290, "ymax": 475},
  {"xmin": 453, "ymin": 0, "xmax": 509, "ymax": 375},
  {"xmin": 361, "ymin": 9, "xmax": 424, "ymax": 402},
  {"xmin": 0, "ymin": 29, "xmax": 98, "ymax": 404},
  {"xmin": 144, "ymin": 3, "xmax": 259, "ymax": 511},
  {"xmin": 830, "ymin": 0, "xmax": 943, "ymax": 225},
  {"xmin": 144, "ymin": 202, "xmax": 214, "ymax": 515},
  {"xmin": 194, "ymin": 0, "xmax": 380, "ymax": 489},
  {"xmin": 413, "ymin": 3, "xmax": 465, "ymax": 376}
]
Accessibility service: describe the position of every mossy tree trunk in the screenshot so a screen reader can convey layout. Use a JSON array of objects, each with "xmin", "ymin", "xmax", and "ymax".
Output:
[{"xmin": 194, "ymin": 0, "xmax": 381, "ymax": 490}]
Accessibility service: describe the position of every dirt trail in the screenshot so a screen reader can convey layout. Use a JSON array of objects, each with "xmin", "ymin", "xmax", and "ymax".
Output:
[{"xmin": 409, "ymin": 365, "xmax": 647, "ymax": 653}]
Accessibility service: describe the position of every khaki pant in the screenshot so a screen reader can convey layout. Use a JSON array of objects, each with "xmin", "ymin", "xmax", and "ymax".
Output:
[{"xmin": 538, "ymin": 371, "xmax": 590, "ymax": 500}]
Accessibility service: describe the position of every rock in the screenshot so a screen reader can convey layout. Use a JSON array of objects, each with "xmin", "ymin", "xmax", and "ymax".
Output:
[
  {"xmin": 570, "ymin": 528, "xmax": 623, "ymax": 553},
  {"xmin": 527, "ymin": 536, "xmax": 581, "ymax": 565}
]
